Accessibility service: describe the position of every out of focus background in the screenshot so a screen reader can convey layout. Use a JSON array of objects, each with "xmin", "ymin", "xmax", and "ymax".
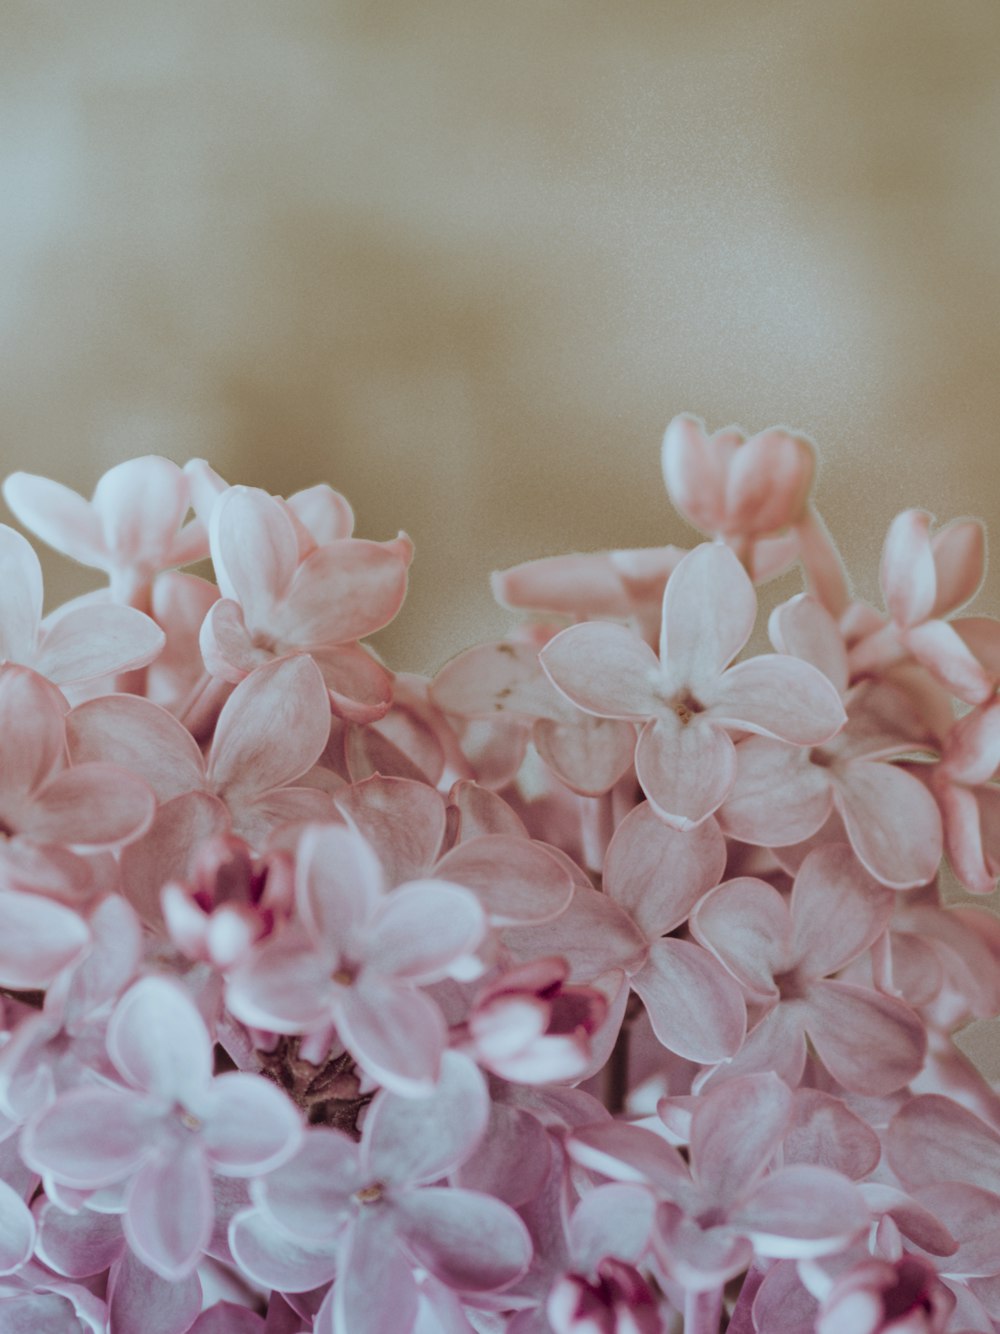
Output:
[{"xmin": 3, "ymin": 4, "xmax": 1000, "ymax": 1052}]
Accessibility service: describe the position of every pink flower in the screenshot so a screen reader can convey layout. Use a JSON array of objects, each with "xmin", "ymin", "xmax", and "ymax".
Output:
[
  {"xmin": 3, "ymin": 456, "xmax": 207, "ymax": 605},
  {"xmin": 540, "ymin": 543, "xmax": 845, "ymax": 829},
  {"xmin": 226, "ymin": 823, "xmax": 487, "ymax": 1094},
  {"xmin": 929, "ymin": 697, "xmax": 1000, "ymax": 894},
  {"xmin": 850, "ymin": 510, "xmax": 993, "ymax": 705},
  {"xmin": 570, "ymin": 1073, "xmax": 868, "ymax": 1292},
  {"xmin": 720, "ymin": 594, "xmax": 943, "ymax": 888},
  {"xmin": 231, "ymin": 1052, "xmax": 531, "ymax": 1334},
  {"xmin": 0, "ymin": 525, "xmax": 165, "ymax": 688},
  {"xmin": 199, "ymin": 485, "xmax": 410, "ymax": 722},
  {"xmin": 691, "ymin": 845, "xmax": 926, "ymax": 1093},
  {"xmin": 22, "ymin": 975, "xmax": 303, "ymax": 1280}
]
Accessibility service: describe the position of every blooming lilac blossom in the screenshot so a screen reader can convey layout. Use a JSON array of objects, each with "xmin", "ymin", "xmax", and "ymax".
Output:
[{"xmin": 0, "ymin": 425, "xmax": 996, "ymax": 1331}]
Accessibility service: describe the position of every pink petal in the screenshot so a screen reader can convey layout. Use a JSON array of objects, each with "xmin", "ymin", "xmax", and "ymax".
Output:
[
  {"xmin": 603, "ymin": 801, "xmax": 726, "ymax": 938},
  {"xmin": 938, "ymin": 780, "xmax": 999, "ymax": 896},
  {"xmin": 887, "ymin": 1094, "xmax": 1000, "ymax": 1195},
  {"xmin": 703, "ymin": 999, "xmax": 808, "ymax": 1090},
  {"xmin": 726, "ymin": 429, "xmax": 814, "ymax": 536},
  {"xmin": 107, "ymin": 1246, "xmax": 203, "ymax": 1334},
  {"xmin": 569, "ymin": 1122, "xmax": 690, "ymax": 1193},
  {"xmin": 23, "ymin": 1088, "xmax": 156, "ymax": 1187},
  {"xmin": 690, "ymin": 1074, "xmax": 792, "ymax": 1205},
  {"xmin": 434, "ymin": 835, "xmax": 574, "ymax": 925},
  {"xmin": 782, "ymin": 1090, "xmax": 881, "ymax": 1181},
  {"xmin": 365, "ymin": 880, "xmax": 485, "ymax": 981},
  {"xmin": 768, "ymin": 593, "xmax": 848, "ymax": 695},
  {"xmin": 660, "ymin": 414, "xmax": 731, "ymax": 535},
  {"xmin": 91, "ymin": 457, "xmax": 191, "ymax": 571},
  {"xmin": 931, "ymin": 518, "xmax": 986, "ymax": 616},
  {"xmin": 691, "ymin": 877, "xmax": 789, "ymax": 995},
  {"xmin": 251, "ymin": 1130, "xmax": 360, "ymax": 1242},
  {"xmin": 310, "ymin": 643, "xmax": 395, "ymax": 724},
  {"xmin": 331, "ymin": 1214, "xmax": 419, "ymax": 1334},
  {"xmin": 227, "ymin": 1206, "xmax": 340, "ymax": 1292},
  {"xmin": 201, "ymin": 1073, "xmax": 302, "ymax": 1176},
  {"xmin": 833, "ymin": 759, "xmax": 942, "ymax": 889},
  {"xmin": 632, "ymin": 937, "xmax": 747, "ymax": 1062},
  {"xmin": 35, "ymin": 1201, "xmax": 124, "ymax": 1278},
  {"xmin": 124, "ymin": 1142, "xmax": 213, "ymax": 1279},
  {"xmin": 708, "ymin": 655, "xmax": 846, "ymax": 744},
  {"xmin": 27, "ymin": 764, "xmax": 155, "ymax": 848},
  {"xmin": 0, "ymin": 889, "xmax": 89, "ymax": 988},
  {"xmin": 210, "ymin": 487, "xmax": 298, "ymax": 622},
  {"xmin": 880, "ymin": 510, "xmax": 937, "ymax": 629},
  {"xmin": 0, "ymin": 525, "xmax": 41, "ymax": 663},
  {"xmin": 37, "ymin": 604, "xmax": 165, "ymax": 686},
  {"xmin": 789, "ymin": 844, "xmax": 893, "ymax": 976},
  {"xmin": 0, "ymin": 1179, "xmax": 35, "ymax": 1275},
  {"xmin": 634, "ymin": 715, "xmax": 737, "ymax": 830},
  {"xmin": 539, "ymin": 622, "xmax": 660, "ymax": 720},
  {"xmin": 533, "ymin": 715, "xmax": 637, "ymax": 796},
  {"xmin": 287, "ymin": 483, "xmax": 355, "ymax": 543},
  {"xmin": 941, "ymin": 697, "xmax": 1000, "ymax": 786},
  {"xmin": 502, "ymin": 881, "xmax": 646, "ymax": 981},
  {"xmin": 394, "ymin": 1187, "xmax": 531, "ymax": 1291},
  {"xmin": 295, "ymin": 822, "xmax": 384, "ymax": 941},
  {"xmin": 653, "ymin": 1205, "xmax": 752, "ymax": 1291},
  {"xmin": 337, "ymin": 977, "xmax": 448, "ymax": 1096},
  {"xmin": 208, "ymin": 655, "xmax": 330, "ymax": 799},
  {"xmin": 432, "ymin": 642, "xmax": 564, "ymax": 722},
  {"xmin": 335, "ymin": 775, "xmax": 447, "ymax": 886},
  {"xmin": 0, "ymin": 665, "xmax": 66, "ymax": 806},
  {"xmin": 118, "ymin": 791, "xmax": 230, "ymax": 925},
  {"xmin": 795, "ymin": 504, "xmax": 850, "ymax": 619},
  {"xmin": 718, "ymin": 738, "xmax": 833, "ymax": 846},
  {"xmin": 108, "ymin": 976, "xmax": 213, "ymax": 1101},
  {"xmin": 230, "ymin": 787, "xmax": 333, "ymax": 847},
  {"xmin": 67, "ymin": 695, "xmax": 205, "ymax": 801},
  {"xmin": 568, "ymin": 1182, "xmax": 657, "ymax": 1270},
  {"xmin": 363, "ymin": 1050, "xmax": 488, "ymax": 1184},
  {"xmin": 225, "ymin": 931, "xmax": 335, "ymax": 1033},
  {"xmin": 805, "ymin": 980, "xmax": 926, "ymax": 1095},
  {"xmin": 732, "ymin": 1164, "xmax": 868, "ymax": 1257},
  {"xmin": 199, "ymin": 599, "xmax": 268, "ymax": 683},
  {"xmin": 2, "ymin": 472, "xmax": 106, "ymax": 567},
  {"xmin": 659, "ymin": 543, "xmax": 756, "ymax": 682},
  {"xmin": 275, "ymin": 539, "xmax": 408, "ymax": 645},
  {"xmin": 902, "ymin": 618, "xmax": 994, "ymax": 704}
]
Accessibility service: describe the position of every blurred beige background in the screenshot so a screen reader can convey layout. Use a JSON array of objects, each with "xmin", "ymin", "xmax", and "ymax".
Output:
[{"xmin": 3, "ymin": 2, "xmax": 1000, "ymax": 1059}]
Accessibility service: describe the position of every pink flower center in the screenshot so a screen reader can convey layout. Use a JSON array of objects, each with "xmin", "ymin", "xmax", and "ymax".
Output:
[{"xmin": 664, "ymin": 688, "xmax": 705, "ymax": 726}]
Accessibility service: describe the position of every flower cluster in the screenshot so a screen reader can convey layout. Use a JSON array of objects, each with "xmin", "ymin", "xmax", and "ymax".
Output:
[{"xmin": 0, "ymin": 425, "xmax": 998, "ymax": 1332}]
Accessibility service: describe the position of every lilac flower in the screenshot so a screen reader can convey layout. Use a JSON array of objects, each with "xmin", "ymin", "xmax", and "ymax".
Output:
[
  {"xmin": 540, "ymin": 543, "xmax": 845, "ymax": 829},
  {"xmin": 22, "ymin": 975, "xmax": 303, "ymax": 1279}
]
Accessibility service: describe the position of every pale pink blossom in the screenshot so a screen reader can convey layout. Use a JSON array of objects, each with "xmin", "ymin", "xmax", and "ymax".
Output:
[
  {"xmin": 232, "ymin": 1052, "xmax": 531, "ymax": 1334},
  {"xmin": 4, "ymin": 456, "xmax": 207, "ymax": 605},
  {"xmin": 691, "ymin": 845, "xmax": 926, "ymax": 1093},
  {"xmin": 22, "ymin": 975, "xmax": 303, "ymax": 1280},
  {"xmin": 540, "ymin": 543, "xmax": 845, "ymax": 829},
  {"xmin": 850, "ymin": 510, "xmax": 994, "ymax": 705},
  {"xmin": 226, "ymin": 823, "xmax": 487, "ymax": 1094},
  {"xmin": 199, "ymin": 485, "xmax": 410, "ymax": 722}
]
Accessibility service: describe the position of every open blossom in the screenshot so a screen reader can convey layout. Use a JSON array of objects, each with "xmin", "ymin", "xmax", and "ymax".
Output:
[
  {"xmin": 3, "ymin": 456, "xmax": 207, "ymax": 605},
  {"xmin": 691, "ymin": 844, "xmax": 926, "ymax": 1093},
  {"xmin": 540, "ymin": 542, "xmax": 845, "ymax": 828},
  {"xmin": 231, "ymin": 1052, "xmax": 531, "ymax": 1334},
  {"xmin": 226, "ymin": 822, "xmax": 488, "ymax": 1093},
  {"xmin": 22, "ymin": 975, "xmax": 302, "ymax": 1280},
  {"xmin": 199, "ymin": 484, "xmax": 410, "ymax": 722}
]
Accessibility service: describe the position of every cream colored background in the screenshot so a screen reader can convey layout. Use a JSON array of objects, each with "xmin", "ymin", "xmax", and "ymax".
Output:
[{"xmin": 3, "ymin": 5, "xmax": 999, "ymax": 1059}]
